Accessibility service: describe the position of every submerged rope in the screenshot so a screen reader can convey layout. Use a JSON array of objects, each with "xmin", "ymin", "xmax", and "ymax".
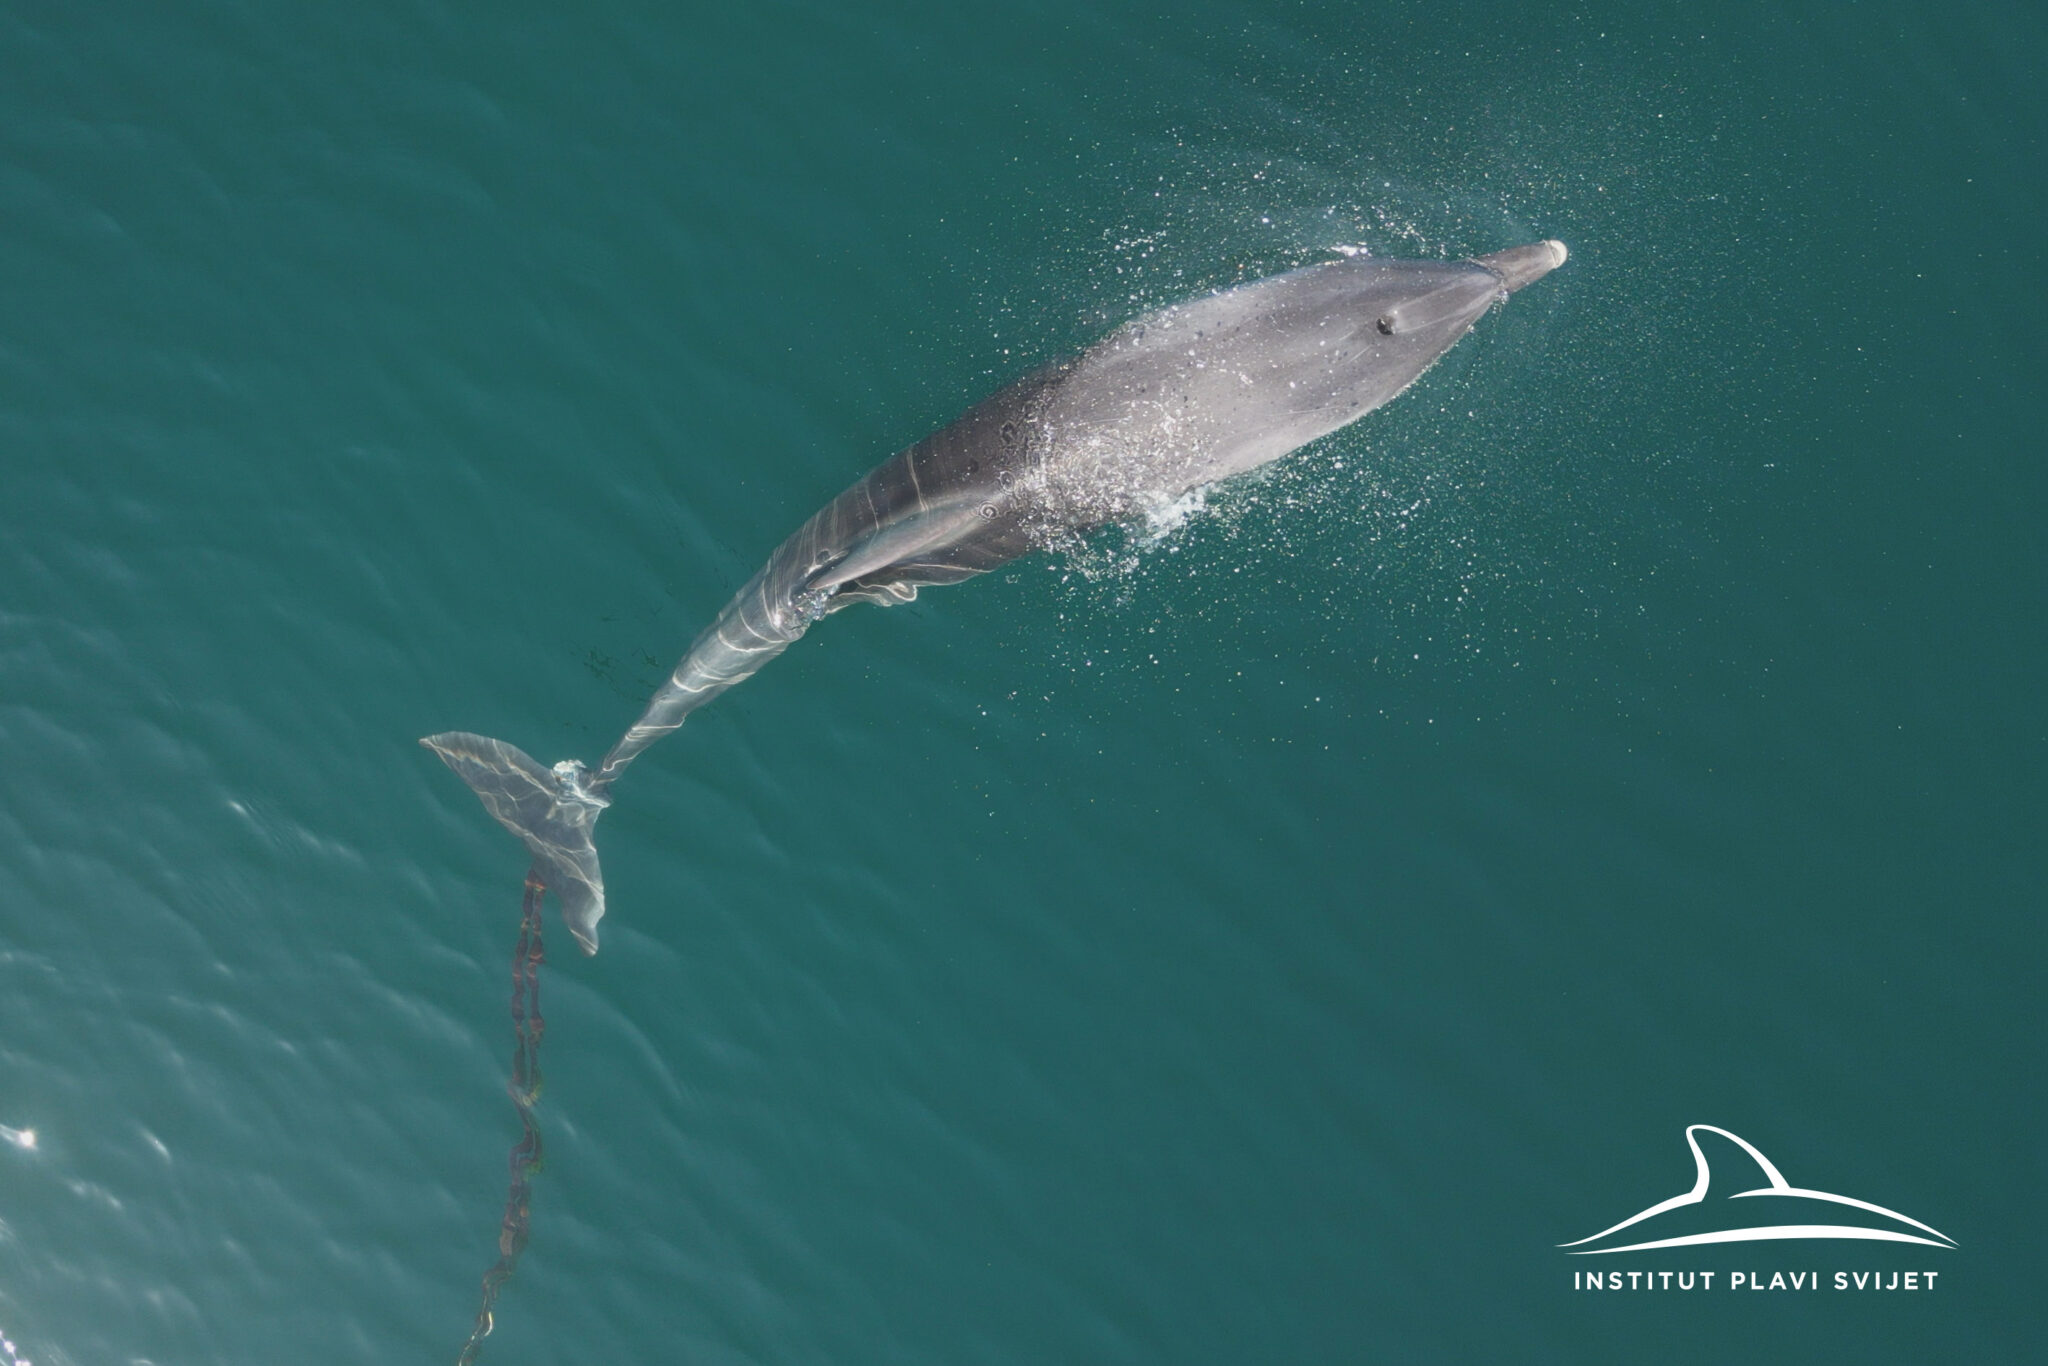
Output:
[{"xmin": 457, "ymin": 863, "xmax": 548, "ymax": 1364}]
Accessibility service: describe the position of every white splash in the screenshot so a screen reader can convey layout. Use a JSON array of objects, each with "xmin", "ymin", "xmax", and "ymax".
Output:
[
  {"xmin": 0, "ymin": 1125, "xmax": 34, "ymax": 1152},
  {"xmin": 1139, "ymin": 485, "xmax": 1210, "ymax": 547}
]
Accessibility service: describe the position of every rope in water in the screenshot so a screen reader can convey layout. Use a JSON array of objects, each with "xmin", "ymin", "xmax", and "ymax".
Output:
[{"xmin": 456, "ymin": 863, "xmax": 548, "ymax": 1364}]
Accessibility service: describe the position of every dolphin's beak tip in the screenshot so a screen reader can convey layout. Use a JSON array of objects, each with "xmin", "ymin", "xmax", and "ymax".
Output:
[{"xmin": 1473, "ymin": 240, "xmax": 1569, "ymax": 293}]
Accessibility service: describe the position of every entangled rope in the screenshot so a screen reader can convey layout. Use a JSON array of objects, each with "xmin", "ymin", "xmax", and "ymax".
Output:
[{"xmin": 456, "ymin": 862, "xmax": 548, "ymax": 1364}]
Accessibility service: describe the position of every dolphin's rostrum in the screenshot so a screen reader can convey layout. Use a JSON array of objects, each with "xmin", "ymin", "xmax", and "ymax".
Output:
[{"xmin": 425, "ymin": 241, "xmax": 1568, "ymax": 951}]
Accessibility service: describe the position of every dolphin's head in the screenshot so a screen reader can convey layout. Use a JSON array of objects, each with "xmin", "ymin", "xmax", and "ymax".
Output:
[
  {"xmin": 1328, "ymin": 239, "xmax": 1568, "ymax": 377},
  {"xmin": 1035, "ymin": 239, "xmax": 1571, "ymax": 502},
  {"xmin": 1182, "ymin": 242, "xmax": 1570, "ymax": 474}
]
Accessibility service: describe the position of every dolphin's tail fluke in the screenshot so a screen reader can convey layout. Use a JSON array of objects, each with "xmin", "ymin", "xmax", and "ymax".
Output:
[{"xmin": 421, "ymin": 732, "xmax": 610, "ymax": 954}]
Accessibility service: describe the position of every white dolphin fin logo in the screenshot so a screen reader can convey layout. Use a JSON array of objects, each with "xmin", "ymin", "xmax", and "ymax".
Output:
[{"xmin": 1560, "ymin": 1124, "xmax": 1957, "ymax": 1255}]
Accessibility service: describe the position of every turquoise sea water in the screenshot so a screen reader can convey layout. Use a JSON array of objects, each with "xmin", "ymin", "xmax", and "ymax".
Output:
[{"xmin": 2, "ymin": 1, "xmax": 2041, "ymax": 1361}]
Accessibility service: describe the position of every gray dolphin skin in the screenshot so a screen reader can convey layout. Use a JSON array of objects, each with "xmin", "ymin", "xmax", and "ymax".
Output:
[{"xmin": 424, "ymin": 240, "xmax": 1568, "ymax": 952}]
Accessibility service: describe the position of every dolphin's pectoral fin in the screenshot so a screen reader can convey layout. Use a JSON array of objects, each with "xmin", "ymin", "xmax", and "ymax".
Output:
[
  {"xmin": 795, "ymin": 547, "xmax": 926, "ymax": 611},
  {"xmin": 421, "ymin": 732, "xmax": 610, "ymax": 954},
  {"xmin": 794, "ymin": 548, "xmax": 854, "ymax": 597},
  {"xmin": 828, "ymin": 554, "xmax": 994, "ymax": 611},
  {"xmin": 826, "ymin": 579, "xmax": 921, "ymax": 610}
]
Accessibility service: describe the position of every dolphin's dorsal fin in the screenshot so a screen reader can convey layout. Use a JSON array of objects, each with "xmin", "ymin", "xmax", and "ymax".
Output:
[
  {"xmin": 1690, "ymin": 1124, "xmax": 1793, "ymax": 1200},
  {"xmin": 1558, "ymin": 1124, "xmax": 1792, "ymax": 1248}
]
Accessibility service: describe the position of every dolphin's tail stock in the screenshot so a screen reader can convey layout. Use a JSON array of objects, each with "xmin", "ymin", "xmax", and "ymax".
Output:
[{"xmin": 421, "ymin": 731, "xmax": 610, "ymax": 955}]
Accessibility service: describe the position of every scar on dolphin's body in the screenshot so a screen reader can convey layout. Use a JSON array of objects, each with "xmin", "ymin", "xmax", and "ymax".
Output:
[{"xmin": 425, "ymin": 240, "xmax": 1568, "ymax": 953}]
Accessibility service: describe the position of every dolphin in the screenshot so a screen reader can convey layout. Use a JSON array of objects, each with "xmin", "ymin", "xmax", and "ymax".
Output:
[{"xmin": 424, "ymin": 240, "xmax": 1568, "ymax": 952}]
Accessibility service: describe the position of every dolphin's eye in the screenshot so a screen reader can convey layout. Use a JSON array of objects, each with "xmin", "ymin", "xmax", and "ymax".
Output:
[
  {"xmin": 979, "ymin": 503, "xmax": 998, "ymax": 519},
  {"xmin": 1376, "ymin": 316, "xmax": 1397, "ymax": 336}
]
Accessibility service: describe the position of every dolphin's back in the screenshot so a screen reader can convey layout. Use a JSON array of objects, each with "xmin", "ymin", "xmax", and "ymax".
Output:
[
  {"xmin": 589, "ymin": 364, "xmax": 1069, "ymax": 782},
  {"xmin": 805, "ymin": 361, "xmax": 1073, "ymax": 604}
]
